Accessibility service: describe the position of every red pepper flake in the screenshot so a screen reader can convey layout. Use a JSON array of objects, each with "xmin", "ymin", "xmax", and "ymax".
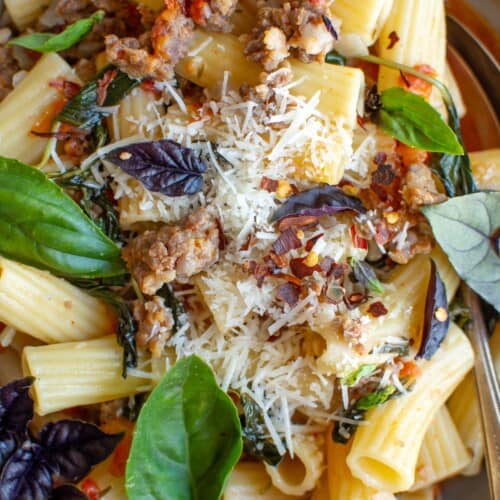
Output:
[
  {"xmin": 242, "ymin": 261, "xmax": 270, "ymax": 287},
  {"xmin": 289, "ymin": 257, "xmax": 321, "ymax": 279},
  {"xmin": 399, "ymin": 64, "xmax": 436, "ymax": 99},
  {"xmin": 49, "ymin": 79, "xmax": 82, "ymax": 100},
  {"xmin": 278, "ymin": 215, "xmax": 318, "ymax": 232},
  {"xmin": 272, "ymin": 228, "xmax": 302, "ymax": 255},
  {"xmin": 357, "ymin": 114, "xmax": 367, "ymax": 130},
  {"xmin": 140, "ymin": 79, "xmax": 162, "ymax": 98},
  {"xmin": 240, "ymin": 233, "xmax": 255, "ymax": 252},
  {"xmin": 81, "ymin": 478, "xmax": 100, "ymax": 500},
  {"xmin": 96, "ymin": 69, "xmax": 118, "ymax": 106},
  {"xmin": 319, "ymin": 256, "xmax": 335, "ymax": 276},
  {"xmin": 372, "ymin": 163, "xmax": 396, "ymax": 185},
  {"xmin": 215, "ymin": 218, "xmax": 228, "ymax": 251},
  {"xmin": 368, "ymin": 301, "xmax": 388, "ymax": 317},
  {"xmin": 260, "ymin": 176, "xmax": 279, "ymax": 193},
  {"xmin": 399, "ymin": 360, "xmax": 422, "ymax": 380},
  {"xmin": 305, "ymin": 233, "xmax": 324, "ymax": 252},
  {"xmin": 265, "ymin": 251, "xmax": 288, "ymax": 269},
  {"xmin": 348, "ymin": 293, "xmax": 366, "ymax": 305},
  {"xmin": 274, "ymin": 272, "xmax": 303, "ymax": 287},
  {"xmin": 399, "ymin": 70, "xmax": 411, "ymax": 88},
  {"xmin": 387, "ymin": 30, "xmax": 400, "ymax": 49},
  {"xmin": 374, "ymin": 221, "xmax": 390, "ymax": 246},
  {"xmin": 350, "ymin": 224, "xmax": 368, "ymax": 250},
  {"xmin": 277, "ymin": 282, "xmax": 300, "ymax": 307}
]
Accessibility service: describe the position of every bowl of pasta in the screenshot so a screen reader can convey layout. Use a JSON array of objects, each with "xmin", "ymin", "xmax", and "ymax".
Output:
[{"xmin": 0, "ymin": 0, "xmax": 498, "ymax": 499}]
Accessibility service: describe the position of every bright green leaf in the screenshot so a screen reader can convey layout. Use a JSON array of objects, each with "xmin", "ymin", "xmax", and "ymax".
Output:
[
  {"xmin": 126, "ymin": 356, "xmax": 242, "ymax": 500},
  {"xmin": 422, "ymin": 192, "xmax": 500, "ymax": 312},
  {"xmin": 377, "ymin": 88, "xmax": 463, "ymax": 155},
  {"xmin": 341, "ymin": 364, "xmax": 377, "ymax": 387},
  {"xmin": 0, "ymin": 157, "xmax": 126, "ymax": 278},
  {"xmin": 355, "ymin": 385, "xmax": 397, "ymax": 411},
  {"xmin": 8, "ymin": 11, "xmax": 104, "ymax": 53}
]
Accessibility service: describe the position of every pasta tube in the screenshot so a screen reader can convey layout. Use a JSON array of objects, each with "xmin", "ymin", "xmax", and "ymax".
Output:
[
  {"xmin": 469, "ymin": 149, "xmax": 500, "ymax": 191},
  {"xmin": 327, "ymin": 437, "xmax": 395, "ymax": 500},
  {"xmin": 0, "ymin": 53, "xmax": 79, "ymax": 164},
  {"xmin": 224, "ymin": 462, "xmax": 301, "ymax": 500},
  {"xmin": 4, "ymin": 0, "xmax": 50, "ymax": 29},
  {"xmin": 330, "ymin": 0, "xmax": 394, "ymax": 46},
  {"xmin": 22, "ymin": 336, "xmax": 150, "ymax": 415},
  {"xmin": 399, "ymin": 487, "xmax": 435, "ymax": 500},
  {"xmin": 264, "ymin": 435, "xmax": 324, "ymax": 496},
  {"xmin": 347, "ymin": 323, "xmax": 474, "ymax": 492},
  {"xmin": 377, "ymin": 0, "xmax": 446, "ymax": 91},
  {"xmin": 411, "ymin": 406, "xmax": 470, "ymax": 490},
  {"xmin": 176, "ymin": 31, "xmax": 364, "ymax": 128},
  {"xmin": 0, "ymin": 257, "xmax": 115, "ymax": 344},
  {"xmin": 447, "ymin": 321, "xmax": 500, "ymax": 476}
]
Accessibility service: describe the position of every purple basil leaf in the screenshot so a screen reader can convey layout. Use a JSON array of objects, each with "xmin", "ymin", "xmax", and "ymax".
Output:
[
  {"xmin": 51, "ymin": 484, "xmax": 88, "ymax": 500},
  {"xmin": 39, "ymin": 420, "xmax": 122, "ymax": 483},
  {"xmin": 0, "ymin": 432, "xmax": 18, "ymax": 469},
  {"xmin": 105, "ymin": 140, "xmax": 207, "ymax": 196},
  {"xmin": 416, "ymin": 261, "xmax": 450, "ymax": 360},
  {"xmin": 0, "ymin": 377, "xmax": 34, "ymax": 435},
  {"xmin": 271, "ymin": 186, "xmax": 366, "ymax": 222},
  {"xmin": 0, "ymin": 441, "xmax": 53, "ymax": 500},
  {"xmin": 322, "ymin": 15, "xmax": 338, "ymax": 40}
]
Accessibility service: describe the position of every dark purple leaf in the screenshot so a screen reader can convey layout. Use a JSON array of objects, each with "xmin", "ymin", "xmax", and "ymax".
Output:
[
  {"xmin": 322, "ymin": 15, "xmax": 338, "ymax": 40},
  {"xmin": 352, "ymin": 260, "xmax": 384, "ymax": 294},
  {"xmin": 0, "ymin": 441, "xmax": 53, "ymax": 500},
  {"xmin": 0, "ymin": 377, "xmax": 34, "ymax": 435},
  {"xmin": 39, "ymin": 420, "xmax": 122, "ymax": 483},
  {"xmin": 0, "ymin": 432, "xmax": 18, "ymax": 469},
  {"xmin": 417, "ymin": 261, "xmax": 450, "ymax": 360},
  {"xmin": 51, "ymin": 484, "xmax": 88, "ymax": 500},
  {"xmin": 271, "ymin": 186, "xmax": 365, "ymax": 222},
  {"xmin": 105, "ymin": 140, "xmax": 207, "ymax": 196}
]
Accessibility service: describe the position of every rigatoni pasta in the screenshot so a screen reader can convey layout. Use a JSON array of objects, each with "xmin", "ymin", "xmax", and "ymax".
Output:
[
  {"xmin": 4, "ymin": 0, "xmax": 51, "ymax": 29},
  {"xmin": 0, "ymin": 53, "xmax": 79, "ymax": 164},
  {"xmin": 0, "ymin": 257, "xmax": 115, "ymax": 344},
  {"xmin": 22, "ymin": 336, "xmax": 150, "ymax": 415},
  {"xmin": 347, "ymin": 324, "xmax": 473, "ymax": 492}
]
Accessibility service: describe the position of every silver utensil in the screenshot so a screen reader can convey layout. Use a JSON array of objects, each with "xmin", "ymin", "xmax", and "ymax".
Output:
[{"xmin": 462, "ymin": 285, "xmax": 500, "ymax": 500}]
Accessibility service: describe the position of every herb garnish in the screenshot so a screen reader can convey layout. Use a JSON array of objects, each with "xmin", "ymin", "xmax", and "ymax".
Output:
[
  {"xmin": 126, "ymin": 356, "xmax": 242, "ymax": 500},
  {"xmin": 0, "ymin": 157, "xmax": 126, "ymax": 278},
  {"xmin": 105, "ymin": 140, "xmax": 208, "ymax": 197},
  {"xmin": 417, "ymin": 261, "xmax": 450, "ymax": 360},
  {"xmin": 8, "ymin": 11, "xmax": 104, "ymax": 53},
  {"xmin": 341, "ymin": 364, "xmax": 377, "ymax": 387},
  {"xmin": 56, "ymin": 65, "xmax": 140, "ymax": 130},
  {"xmin": 0, "ymin": 378, "xmax": 121, "ymax": 499},
  {"xmin": 367, "ymin": 87, "xmax": 463, "ymax": 155},
  {"xmin": 333, "ymin": 384, "xmax": 400, "ymax": 443},
  {"xmin": 351, "ymin": 259, "xmax": 384, "ymax": 295},
  {"xmin": 422, "ymin": 192, "xmax": 500, "ymax": 312},
  {"xmin": 240, "ymin": 393, "xmax": 283, "ymax": 466},
  {"xmin": 156, "ymin": 284, "xmax": 187, "ymax": 333},
  {"xmin": 272, "ymin": 185, "xmax": 366, "ymax": 222}
]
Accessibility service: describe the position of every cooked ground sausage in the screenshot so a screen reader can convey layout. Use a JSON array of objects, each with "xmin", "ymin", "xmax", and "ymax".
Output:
[{"xmin": 123, "ymin": 207, "xmax": 220, "ymax": 295}]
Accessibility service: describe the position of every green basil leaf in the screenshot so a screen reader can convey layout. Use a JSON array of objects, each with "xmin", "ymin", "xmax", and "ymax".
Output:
[
  {"xmin": 56, "ymin": 65, "xmax": 140, "ymax": 130},
  {"xmin": 0, "ymin": 157, "xmax": 126, "ymax": 278},
  {"xmin": 430, "ymin": 151, "xmax": 476, "ymax": 198},
  {"xmin": 422, "ymin": 192, "xmax": 500, "ymax": 312},
  {"xmin": 8, "ymin": 11, "xmax": 104, "ymax": 53},
  {"xmin": 126, "ymin": 355, "xmax": 242, "ymax": 500},
  {"xmin": 377, "ymin": 88, "xmax": 463, "ymax": 155},
  {"xmin": 240, "ymin": 393, "xmax": 283, "ymax": 466},
  {"xmin": 325, "ymin": 50, "xmax": 346, "ymax": 66},
  {"xmin": 355, "ymin": 385, "xmax": 397, "ymax": 411},
  {"xmin": 341, "ymin": 364, "xmax": 377, "ymax": 387}
]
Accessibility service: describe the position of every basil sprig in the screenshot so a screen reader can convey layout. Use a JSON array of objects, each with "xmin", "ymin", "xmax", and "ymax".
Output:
[
  {"xmin": 8, "ymin": 11, "xmax": 104, "ymax": 53},
  {"xmin": 374, "ymin": 87, "xmax": 463, "ymax": 155},
  {"xmin": 56, "ymin": 65, "xmax": 140, "ymax": 130},
  {"xmin": 422, "ymin": 192, "xmax": 500, "ymax": 312},
  {"xmin": 0, "ymin": 157, "xmax": 126, "ymax": 278},
  {"xmin": 126, "ymin": 356, "xmax": 242, "ymax": 500}
]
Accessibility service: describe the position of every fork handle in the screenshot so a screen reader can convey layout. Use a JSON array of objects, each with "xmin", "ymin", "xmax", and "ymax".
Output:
[{"xmin": 462, "ymin": 285, "xmax": 500, "ymax": 499}]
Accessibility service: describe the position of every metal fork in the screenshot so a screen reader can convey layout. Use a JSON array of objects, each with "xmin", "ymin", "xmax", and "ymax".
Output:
[{"xmin": 462, "ymin": 286, "xmax": 500, "ymax": 499}]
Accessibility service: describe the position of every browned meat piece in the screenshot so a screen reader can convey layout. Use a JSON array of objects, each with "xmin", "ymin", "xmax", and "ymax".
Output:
[
  {"xmin": 105, "ymin": 0, "xmax": 193, "ymax": 80},
  {"xmin": 244, "ymin": 0, "xmax": 335, "ymax": 71},
  {"xmin": 55, "ymin": 0, "xmax": 94, "ymax": 23},
  {"xmin": 0, "ymin": 44, "xmax": 20, "ymax": 102},
  {"xmin": 74, "ymin": 58, "xmax": 96, "ymax": 82},
  {"xmin": 123, "ymin": 207, "xmax": 220, "ymax": 295},
  {"xmin": 402, "ymin": 163, "xmax": 446, "ymax": 210},
  {"xmin": 389, "ymin": 226, "xmax": 434, "ymax": 265},
  {"xmin": 133, "ymin": 296, "xmax": 174, "ymax": 357},
  {"xmin": 188, "ymin": 0, "xmax": 238, "ymax": 32}
]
